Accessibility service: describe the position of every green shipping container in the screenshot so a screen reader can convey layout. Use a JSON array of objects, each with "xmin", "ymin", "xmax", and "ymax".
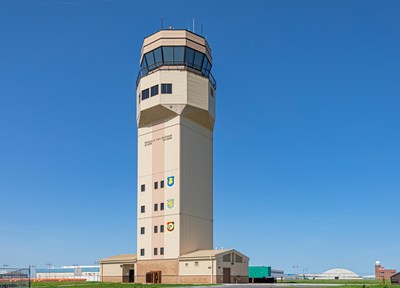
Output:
[{"xmin": 249, "ymin": 266, "xmax": 271, "ymax": 278}]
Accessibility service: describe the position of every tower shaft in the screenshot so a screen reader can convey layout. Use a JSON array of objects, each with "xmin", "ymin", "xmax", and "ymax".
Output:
[{"xmin": 135, "ymin": 30, "xmax": 216, "ymax": 282}]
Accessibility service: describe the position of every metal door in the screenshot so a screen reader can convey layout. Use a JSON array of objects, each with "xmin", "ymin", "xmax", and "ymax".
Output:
[
  {"xmin": 223, "ymin": 268, "xmax": 231, "ymax": 283},
  {"xmin": 128, "ymin": 269, "xmax": 135, "ymax": 282}
]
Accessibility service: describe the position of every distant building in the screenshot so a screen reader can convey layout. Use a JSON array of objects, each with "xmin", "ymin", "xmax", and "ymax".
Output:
[
  {"xmin": 304, "ymin": 268, "xmax": 362, "ymax": 280},
  {"xmin": 375, "ymin": 261, "xmax": 396, "ymax": 280},
  {"xmin": 271, "ymin": 269, "xmax": 285, "ymax": 279},
  {"xmin": 0, "ymin": 269, "xmax": 29, "ymax": 280},
  {"xmin": 36, "ymin": 265, "xmax": 100, "ymax": 281},
  {"xmin": 318, "ymin": 268, "xmax": 362, "ymax": 279},
  {"xmin": 391, "ymin": 272, "xmax": 400, "ymax": 284}
]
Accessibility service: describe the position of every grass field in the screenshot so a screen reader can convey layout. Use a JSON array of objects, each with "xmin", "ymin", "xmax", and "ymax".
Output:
[
  {"xmin": 30, "ymin": 280, "xmax": 397, "ymax": 288},
  {"xmin": 31, "ymin": 282, "xmax": 187, "ymax": 288},
  {"xmin": 282, "ymin": 278, "xmax": 394, "ymax": 288},
  {"xmin": 31, "ymin": 282, "xmax": 198, "ymax": 288},
  {"xmin": 283, "ymin": 279, "xmax": 384, "ymax": 284}
]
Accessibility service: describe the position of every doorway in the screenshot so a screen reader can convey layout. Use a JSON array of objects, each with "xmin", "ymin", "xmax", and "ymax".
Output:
[
  {"xmin": 223, "ymin": 268, "xmax": 231, "ymax": 283},
  {"xmin": 128, "ymin": 269, "xmax": 135, "ymax": 282},
  {"xmin": 146, "ymin": 271, "xmax": 162, "ymax": 283}
]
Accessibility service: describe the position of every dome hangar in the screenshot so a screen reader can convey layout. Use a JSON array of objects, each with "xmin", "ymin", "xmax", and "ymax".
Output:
[{"xmin": 305, "ymin": 268, "xmax": 362, "ymax": 280}]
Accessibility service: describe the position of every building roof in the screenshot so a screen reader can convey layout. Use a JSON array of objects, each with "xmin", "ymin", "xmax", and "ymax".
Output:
[
  {"xmin": 179, "ymin": 249, "xmax": 249, "ymax": 260},
  {"xmin": 391, "ymin": 271, "xmax": 400, "ymax": 278},
  {"xmin": 320, "ymin": 268, "xmax": 361, "ymax": 279},
  {"xmin": 180, "ymin": 249, "xmax": 230, "ymax": 258},
  {"xmin": 99, "ymin": 254, "xmax": 137, "ymax": 264}
]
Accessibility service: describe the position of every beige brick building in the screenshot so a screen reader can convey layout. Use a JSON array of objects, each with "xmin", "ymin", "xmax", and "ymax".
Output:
[
  {"xmin": 100, "ymin": 249, "xmax": 249, "ymax": 284},
  {"xmin": 100, "ymin": 29, "xmax": 249, "ymax": 284}
]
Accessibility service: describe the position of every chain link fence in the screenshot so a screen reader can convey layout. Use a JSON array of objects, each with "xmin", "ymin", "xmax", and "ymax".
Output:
[{"xmin": 0, "ymin": 268, "xmax": 30, "ymax": 288}]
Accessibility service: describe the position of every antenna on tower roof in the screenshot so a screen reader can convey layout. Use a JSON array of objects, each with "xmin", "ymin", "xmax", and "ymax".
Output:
[
  {"xmin": 193, "ymin": 18, "xmax": 195, "ymax": 33},
  {"xmin": 161, "ymin": 17, "xmax": 163, "ymax": 29},
  {"xmin": 201, "ymin": 23, "xmax": 203, "ymax": 36}
]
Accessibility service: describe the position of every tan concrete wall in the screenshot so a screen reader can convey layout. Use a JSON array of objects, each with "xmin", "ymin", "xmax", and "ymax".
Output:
[
  {"xmin": 214, "ymin": 275, "xmax": 249, "ymax": 283},
  {"xmin": 101, "ymin": 263, "xmax": 122, "ymax": 276},
  {"xmin": 137, "ymin": 32, "xmax": 215, "ymax": 262},
  {"xmin": 138, "ymin": 115, "xmax": 214, "ymax": 259},
  {"xmin": 136, "ymin": 275, "xmax": 179, "ymax": 284},
  {"xmin": 180, "ymin": 118, "xmax": 213, "ymax": 254},
  {"xmin": 137, "ymin": 71, "xmax": 189, "ymax": 128},
  {"xmin": 216, "ymin": 262, "xmax": 248, "ymax": 278},
  {"xmin": 187, "ymin": 72, "xmax": 209, "ymax": 111},
  {"xmin": 179, "ymin": 275, "xmax": 217, "ymax": 284},
  {"xmin": 139, "ymin": 71, "xmax": 188, "ymax": 108},
  {"xmin": 101, "ymin": 276, "xmax": 123, "ymax": 282},
  {"xmin": 137, "ymin": 118, "xmax": 181, "ymax": 260},
  {"xmin": 140, "ymin": 30, "xmax": 212, "ymax": 65},
  {"xmin": 208, "ymin": 83, "xmax": 216, "ymax": 122},
  {"xmin": 136, "ymin": 259, "xmax": 179, "ymax": 284},
  {"xmin": 137, "ymin": 70, "xmax": 215, "ymax": 130},
  {"xmin": 179, "ymin": 259, "xmax": 214, "ymax": 276},
  {"xmin": 214, "ymin": 260, "xmax": 249, "ymax": 281}
]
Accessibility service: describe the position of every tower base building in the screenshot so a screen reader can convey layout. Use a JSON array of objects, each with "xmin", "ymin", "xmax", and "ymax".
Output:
[
  {"xmin": 100, "ymin": 249, "xmax": 249, "ymax": 284},
  {"xmin": 100, "ymin": 29, "xmax": 249, "ymax": 284}
]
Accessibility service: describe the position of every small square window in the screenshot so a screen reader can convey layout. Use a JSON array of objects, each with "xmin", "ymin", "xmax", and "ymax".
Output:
[
  {"xmin": 154, "ymin": 203, "xmax": 158, "ymax": 211},
  {"xmin": 160, "ymin": 203, "xmax": 164, "ymax": 210},
  {"xmin": 140, "ymin": 227, "xmax": 145, "ymax": 235},
  {"xmin": 141, "ymin": 184, "xmax": 145, "ymax": 192},
  {"xmin": 154, "ymin": 182, "xmax": 158, "ymax": 190},
  {"xmin": 154, "ymin": 226, "xmax": 158, "ymax": 233},
  {"xmin": 140, "ymin": 206, "xmax": 145, "ymax": 213},
  {"xmin": 195, "ymin": 261, "xmax": 199, "ymax": 267},
  {"xmin": 140, "ymin": 249, "xmax": 145, "ymax": 256},
  {"xmin": 154, "ymin": 248, "xmax": 158, "ymax": 255},
  {"xmin": 160, "ymin": 247, "xmax": 164, "ymax": 255},
  {"xmin": 160, "ymin": 181, "xmax": 164, "ymax": 188},
  {"xmin": 160, "ymin": 225, "xmax": 164, "ymax": 233},
  {"xmin": 161, "ymin": 83, "xmax": 172, "ymax": 94}
]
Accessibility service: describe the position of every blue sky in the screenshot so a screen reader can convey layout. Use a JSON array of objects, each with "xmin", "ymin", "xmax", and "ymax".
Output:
[{"xmin": 0, "ymin": 0, "xmax": 399, "ymax": 275}]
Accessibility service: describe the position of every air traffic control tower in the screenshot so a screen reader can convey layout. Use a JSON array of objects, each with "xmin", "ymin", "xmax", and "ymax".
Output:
[
  {"xmin": 99, "ymin": 29, "xmax": 249, "ymax": 284},
  {"xmin": 135, "ymin": 29, "xmax": 216, "ymax": 281}
]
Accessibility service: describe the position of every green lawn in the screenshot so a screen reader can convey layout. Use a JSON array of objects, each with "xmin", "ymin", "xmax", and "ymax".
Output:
[
  {"xmin": 278, "ymin": 279, "xmax": 400, "ymax": 288},
  {"xmin": 337, "ymin": 285, "xmax": 394, "ymax": 288},
  {"xmin": 281, "ymin": 279, "xmax": 395, "ymax": 288},
  {"xmin": 32, "ymin": 282, "xmax": 199, "ymax": 288},
  {"xmin": 30, "ymin": 280, "xmax": 397, "ymax": 288},
  {"xmin": 283, "ymin": 279, "xmax": 383, "ymax": 284}
]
